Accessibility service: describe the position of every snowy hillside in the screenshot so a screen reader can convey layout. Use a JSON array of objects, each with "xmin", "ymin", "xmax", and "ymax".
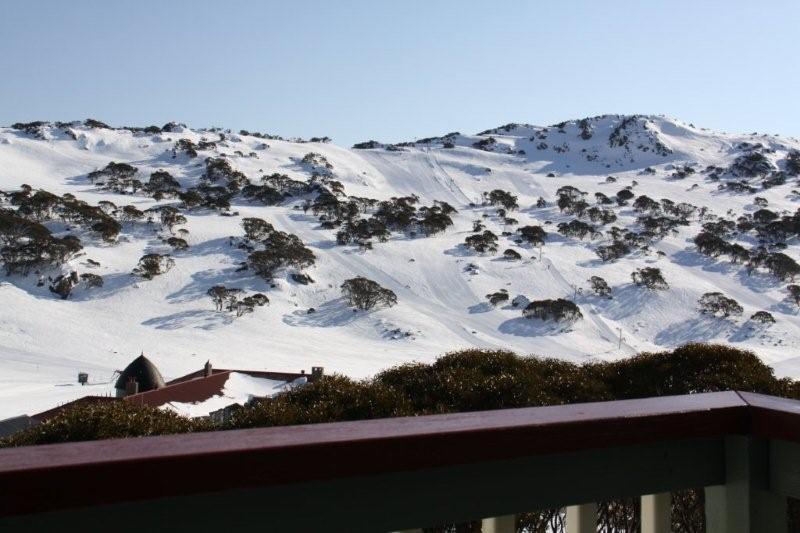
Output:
[{"xmin": 3, "ymin": 114, "xmax": 800, "ymax": 418}]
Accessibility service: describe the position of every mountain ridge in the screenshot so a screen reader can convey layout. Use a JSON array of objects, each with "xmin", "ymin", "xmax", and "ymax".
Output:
[{"xmin": 2, "ymin": 114, "xmax": 800, "ymax": 418}]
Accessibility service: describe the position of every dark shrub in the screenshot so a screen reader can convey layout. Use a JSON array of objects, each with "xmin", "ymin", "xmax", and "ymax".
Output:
[
  {"xmin": 341, "ymin": 277, "xmax": 397, "ymax": 310},
  {"xmin": 593, "ymin": 344, "xmax": 784, "ymax": 399},
  {"xmin": 596, "ymin": 241, "xmax": 630, "ymax": 262},
  {"xmin": 132, "ymin": 254, "xmax": 174, "ymax": 279},
  {"xmin": 517, "ymin": 225, "xmax": 546, "ymax": 246},
  {"xmin": 464, "ymin": 230, "xmax": 498, "ymax": 254},
  {"xmin": 523, "ymin": 299, "xmax": 582, "ymax": 322},
  {"xmin": 226, "ymin": 375, "xmax": 408, "ymax": 428},
  {"xmin": 241, "ymin": 217, "xmax": 275, "ymax": 241},
  {"xmin": 248, "ymin": 231, "xmax": 315, "ymax": 280},
  {"xmin": 631, "ymin": 267, "xmax": 668, "ymax": 290},
  {"xmin": 1, "ymin": 401, "xmax": 204, "ymax": 447},
  {"xmin": 589, "ymin": 276, "xmax": 612, "ymax": 298},
  {"xmin": 49, "ymin": 271, "xmax": 79, "ymax": 299},
  {"xmin": 486, "ymin": 290, "xmax": 509, "ymax": 306},
  {"xmin": 750, "ymin": 311, "xmax": 775, "ymax": 324},
  {"xmin": 698, "ymin": 292, "xmax": 743, "ymax": 318}
]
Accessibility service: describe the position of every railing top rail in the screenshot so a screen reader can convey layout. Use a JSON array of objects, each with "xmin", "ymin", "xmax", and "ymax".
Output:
[
  {"xmin": 1, "ymin": 390, "xmax": 796, "ymax": 518},
  {"xmin": 0, "ymin": 390, "xmax": 746, "ymax": 472}
]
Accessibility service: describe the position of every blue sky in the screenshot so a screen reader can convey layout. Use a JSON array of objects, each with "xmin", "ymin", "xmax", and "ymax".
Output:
[{"xmin": 1, "ymin": 1, "xmax": 798, "ymax": 146}]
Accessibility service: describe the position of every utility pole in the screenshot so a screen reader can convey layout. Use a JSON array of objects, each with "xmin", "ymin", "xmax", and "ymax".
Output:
[{"xmin": 617, "ymin": 327, "xmax": 624, "ymax": 350}]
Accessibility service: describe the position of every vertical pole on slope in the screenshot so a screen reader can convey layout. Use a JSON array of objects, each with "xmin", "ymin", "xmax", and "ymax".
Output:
[
  {"xmin": 481, "ymin": 514, "xmax": 516, "ymax": 533},
  {"xmin": 566, "ymin": 503, "xmax": 596, "ymax": 533},
  {"xmin": 641, "ymin": 492, "xmax": 671, "ymax": 533},
  {"xmin": 617, "ymin": 327, "xmax": 623, "ymax": 350}
]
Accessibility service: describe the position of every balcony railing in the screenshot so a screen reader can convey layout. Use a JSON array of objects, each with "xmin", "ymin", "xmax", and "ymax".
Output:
[{"xmin": 2, "ymin": 390, "xmax": 800, "ymax": 532}]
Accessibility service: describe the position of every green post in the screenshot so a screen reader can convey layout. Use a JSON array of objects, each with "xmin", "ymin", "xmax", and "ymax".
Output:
[{"xmin": 705, "ymin": 436, "xmax": 787, "ymax": 533}]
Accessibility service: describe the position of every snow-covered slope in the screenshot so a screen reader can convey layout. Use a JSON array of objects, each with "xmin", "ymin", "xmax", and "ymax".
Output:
[{"xmin": 3, "ymin": 115, "xmax": 800, "ymax": 418}]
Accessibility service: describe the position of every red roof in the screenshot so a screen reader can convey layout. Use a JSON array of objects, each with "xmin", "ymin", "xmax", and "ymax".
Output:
[
  {"xmin": 32, "ymin": 396, "xmax": 120, "ymax": 423},
  {"xmin": 125, "ymin": 371, "xmax": 234, "ymax": 408}
]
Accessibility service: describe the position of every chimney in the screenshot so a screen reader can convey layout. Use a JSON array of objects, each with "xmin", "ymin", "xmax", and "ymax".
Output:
[
  {"xmin": 311, "ymin": 367, "xmax": 324, "ymax": 380},
  {"xmin": 125, "ymin": 376, "xmax": 139, "ymax": 396},
  {"xmin": 204, "ymin": 360, "xmax": 213, "ymax": 378}
]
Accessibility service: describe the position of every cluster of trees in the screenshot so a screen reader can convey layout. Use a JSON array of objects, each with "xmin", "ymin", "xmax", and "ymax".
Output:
[
  {"xmin": 631, "ymin": 267, "xmax": 668, "ymax": 290},
  {"xmin": 132, "ymin": 254, "xmax": 174, "ymax": 280},
  {"xmin": 697, "ymin": 223, "xmax": 800, "ymax": 281},
  {"xmin": 8, "ymin": 187, "xmax": 122, "ymax": 242},
  {"xmin": 728, "ymin": 151, "xmax": 775, "ymax": 178},
  {"xmin": 709, "ymin": 148, "xmax": 794, "ymax": 192},
  {"xmin": 318, "ymin": 193, "xmax": 454, "ymax": 248},
  {"xmin": 145, "ymin": 170, "xmax": 182, "ymax": 199},
  {"xmin": 557, "ymin": 219, "xmax": 596, "ymax": 240},
  {"xmin": 522, "ymin": 299, "xmax": 582, "ymax": 322},
  {"xmin": 472, "ymin": 136, "xmax": 497, "ymax": 151},
  {"xmin": 578, "ymin": 117, "xmax": 593, "ymax": 140},
  {"xmin": 595, "ymin": 240, "xmax": 630, "ymax": 262},
  {"xmin": 606, "ymin": 115, "xmax": 672, "ymax": 156},
  {"xmin": 299, "ymin": 152, "xmax": 334, "ymax": 177},
  {"xmin": 694, "ymin": 232, "xmax": 750, "ymax": 263},
  {"xmin": 341, "ymin": 277, "xmax": 397, "ymax": 310},
  {"xmin": 588, "ymin": 276, "xmax": 612, "ymax": 298},
  {"xmin": 207, "ymin": 285, "xmax": 269, "ymax": 317},
  {"xmin": 751, "ymin": 310, "xmax": 776, "ymax": 324},
  {"xmin": 486, "ymin": 289, "xmax": 509, "ymax": 306},
  {"xmin": 247, "ymin": 226, "xmax": 316, "ymax": 281},
  {"xmin": 786, "ymin": 150, "xmax": 800, "ymax": 176},
  {"xmin": 747, "ymin": 249, "xmax": 800, "ymax": 281},
  {"xmin": 87, "ymin": 162, "xmax": 141, "ymax": 194},
  {"xmin": 464, "ymin": 230, "xmax": 499, "ymax": 254},
  {"xmin": 516, "ymin": 225, "xmax": 546, "ymax": 247},
  {"xmin": 171, "ymin": 138, "xmax": 218, "ymax": 159},
  {"xmin": 484, "ymin": 189, "xmax": 518, "ymax": 210},
  {"xmin": 698, "ymin": 292, "xmax": 742, "ymax": 318},
  {"xmin": 46, "ymin": 271, "xmax": 102, "ymax": 299},
  {"xmin": 202, "ymin": 157, "xmax": 249, "ymax": 191},
  {"xmin": 556, "ymin": 185, "xmax": 587, "ymax": 215},
  {"xmin": 0, "ymin": 205, "xmax": 83, "ymax": 276},
  {"xmin": 241, "ymin": 218, "xmax": 315, "ymax": 280}
]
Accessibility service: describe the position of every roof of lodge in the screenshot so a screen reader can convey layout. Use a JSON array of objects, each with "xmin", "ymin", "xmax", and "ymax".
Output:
[
  {"xmin": 26, "ymin": 365, "xmax": 317, "ymax": 423},
  {"xmin": 127, "ymin": 368, "xmax": 315, "ymax": 409}
]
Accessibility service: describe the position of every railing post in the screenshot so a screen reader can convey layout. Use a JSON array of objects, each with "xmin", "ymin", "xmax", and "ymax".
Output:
[
  {"xmin": 641, "ymin": 492, "xmax": 671, "ymax": 533},
  {"xmin": 705, "ymin": 436, "xmax": 787, "ymax": 533},
  {"xmin": 566, "ymin": 503, "xmax": 596, "ymax": 533},
  {"xmin": 481, "ymin": 514, "xmax": 516, "ymax": 533}
]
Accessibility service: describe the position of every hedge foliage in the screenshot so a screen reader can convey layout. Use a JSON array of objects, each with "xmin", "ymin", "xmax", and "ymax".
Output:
[{"xmin": 4, "ymin": 343, "xmax": 797, "ymax": 448}]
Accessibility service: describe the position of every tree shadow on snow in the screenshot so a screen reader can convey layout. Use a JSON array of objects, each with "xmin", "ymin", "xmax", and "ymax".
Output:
[
  {"xmin": 141, "ymin": 309, "xmax": 235, "ymax": 330},
  {"xmin": 283, "ymin": 299, "xmax": 363, "ymax": 328},
  {"xmin": 654, "ymin": 316, "xmax": 734, "ymax": 346},
  {"xmin": 69, "ymin": 272, "xmax": 139, "ymax": 301},
  {"xmin": 600, "ymin": 284, "xmax": 655, "ymax": 321},
  {"xmin": 167, "ymin": 267, "xmax": 269, "ymax": 304},
  {"xmin": 468, "ymin": 302, "xmax": 493, "ymax": 314},
  {"xmin": 498, "ymin": 317, "xmax": 571, "ymax": 337}
]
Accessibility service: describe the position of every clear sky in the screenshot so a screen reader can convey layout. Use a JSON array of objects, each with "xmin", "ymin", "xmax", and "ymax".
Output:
[{"xmin": 1, "ymin": 1, "xmax": 798, "ymax": 146}]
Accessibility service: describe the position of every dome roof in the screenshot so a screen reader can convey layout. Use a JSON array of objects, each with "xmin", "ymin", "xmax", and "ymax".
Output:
[{"xmin": 115, "ymin": 354, "xmax": 165, "ymax": 393}]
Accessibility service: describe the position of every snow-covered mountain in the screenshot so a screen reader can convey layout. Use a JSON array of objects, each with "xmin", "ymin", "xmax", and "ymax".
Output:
[{"xmin": 3, "ymin": 114, "xmax": 800, "ymax": 417}]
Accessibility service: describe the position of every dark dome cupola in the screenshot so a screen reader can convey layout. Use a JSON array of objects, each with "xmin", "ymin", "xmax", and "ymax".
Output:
[{"xmin": 115, "ymin": 354, "xmax": 165, "ymax": 397}]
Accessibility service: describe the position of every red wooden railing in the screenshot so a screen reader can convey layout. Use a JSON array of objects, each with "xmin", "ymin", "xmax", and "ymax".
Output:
[{"xmin": 1, "ymin": 391, "xmax": 800, "ymax": 532}]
